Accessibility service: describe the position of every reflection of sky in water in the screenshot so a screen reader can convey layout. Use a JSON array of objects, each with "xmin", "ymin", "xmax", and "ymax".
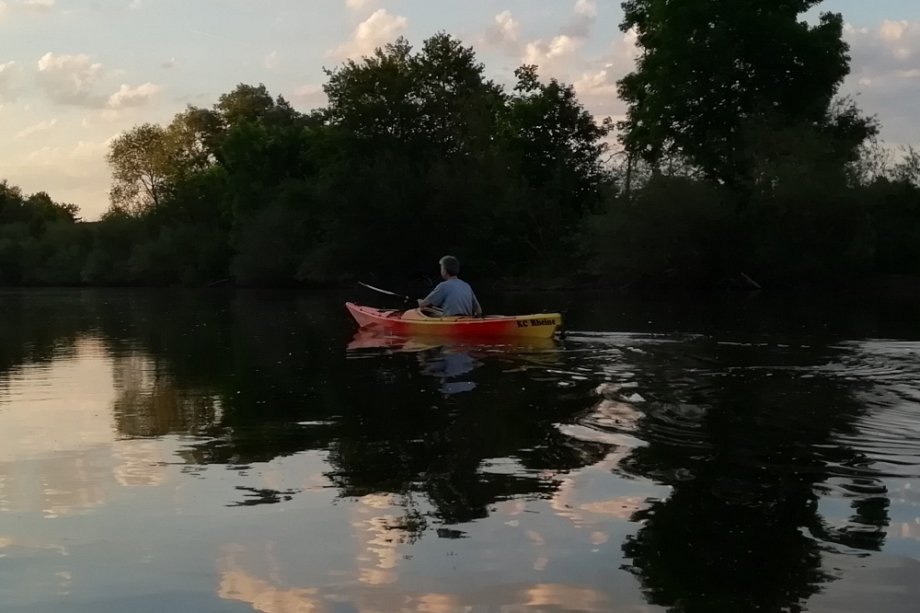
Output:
[
  {"xmin": 0, "ymin": 334, "xmax": 661, "ymax": 611},
  {"xmin": 1, "ymin": 315, "xmax": 920, "ymax": 611}
]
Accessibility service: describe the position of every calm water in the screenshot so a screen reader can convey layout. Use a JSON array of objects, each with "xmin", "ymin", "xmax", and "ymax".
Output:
[{"xmin": 2, "ymin": 288, "xmax": 920, "ymax": 613}]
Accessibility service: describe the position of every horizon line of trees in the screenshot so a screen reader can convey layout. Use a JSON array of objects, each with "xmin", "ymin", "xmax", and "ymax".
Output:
[{"xmin": 2, "ymin": 4, "xmax": 920, "ymax": 290}]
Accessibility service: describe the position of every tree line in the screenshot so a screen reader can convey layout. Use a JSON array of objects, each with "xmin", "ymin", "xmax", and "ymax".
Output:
[{"xmin": 2, "ymin": 2, "xmax": 920, "ymax": 289}]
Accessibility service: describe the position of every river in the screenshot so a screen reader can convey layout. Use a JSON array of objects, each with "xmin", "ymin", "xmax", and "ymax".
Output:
[{"xmin": 1, "ymin": 288, "xmax": 919, "ymax": 612}]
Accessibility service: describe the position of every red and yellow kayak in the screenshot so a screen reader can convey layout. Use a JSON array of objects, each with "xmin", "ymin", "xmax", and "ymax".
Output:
[{"xmin": 345, "ymin": 302, "xmax": 563, "ymax": 339}]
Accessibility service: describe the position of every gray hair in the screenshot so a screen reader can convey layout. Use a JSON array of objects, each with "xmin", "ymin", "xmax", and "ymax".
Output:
[{"xmin": 439, "ymin": 255, "xmax": 460, "ymax": 276}]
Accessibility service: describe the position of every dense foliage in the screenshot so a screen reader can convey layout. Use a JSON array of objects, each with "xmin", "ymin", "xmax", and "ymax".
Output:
[
  {"xmin": 5, "ymin": 34, "xmax": 610, "ymax": 288},
  {"xmin": 2, "ymin": 19, "xmax": 920, "ymax": 290},
  {"xmin": 595, "ymin": 0, "xmax": 920, "ymax": 288}
]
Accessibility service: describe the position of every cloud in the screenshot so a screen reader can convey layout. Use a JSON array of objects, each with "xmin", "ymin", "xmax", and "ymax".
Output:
[
  {"xmin": 106, "ymin": 82, "xmax": 160, "ymax": 109},
  {"xmin": 346, "ymin": 0, "xmax": 375, "ymax": 12},
  {"xmin": 573, "ymin": 68, "xmax": 626, "ymax": 121},
  {"xmin": 483, "ymin": 10, "xmax": 520, "ymax": 49},
  {"xmin": 573, "ymin": 68, "xmax": 617, "ymax": 99},
  {"xmin": 879, "ymin": 19, "xmax": 910, "ymax": 42},
  {"xmin": 264, "ymin": 50, "xmax": 279, "ymax": 70},
  {"xmin": 1, "ymin": 0, "xmax": 57, "ymax": 20},
  {"xmin": 24, "ymin": 138, "xmax": 113, "ymax": 166},
  {"xmin": 290, "ymin": 84, "xmax": 326, "ymax": 109},
  {"xmin": 509, "ymin": 22, "xmax": 640, "ymax": 128},
  {"xmin": 562, "ymin": 0, "xmax": 598, "ymax": 39},
  {"xmin": 575, "ymin": 0, "xmax": 597, "ymax": 18},
  {"xmin": 332, "ymin": 9, "xmax": 407, "ymax": 59},
  {"xmin": 570, "ymin": 30, "xmax": 640, "ymax": 119},
  {"xmin": 129, "ymin": 0, "xmax": 141, "ymax": 9},
  {"xmin": 36, "ymin": 52, "xmax": 106, "ymax": 107},
  {"xmin": 523, "ymin": 35, "xmax": 581, "ymax": 72},
  {"xmin": 161, "ymin": 57, "xmax": 177, "ymax": 69},
  {"xmin": 843, "ymin": 20, "xmax": 920, "ymax": 144},
  {"xmin": 21, "ymin": 0, "xmax": 54, "ymax": 12},
  {"xmin": 0, "ymin": 60, "xmax": 20, "ymax": 101},
  {"xmin": 35, "ymin": 52, "xmax": 160, "ymax": 110},
  {"xmin": 14, "ymin": 118, "xmax": 57, "ymax": 140},
  {"xmin": 3, "ymin": 136, "xmax": 116, "ymax": 218},
  {"xmin": 518, "ymin": 0, "xmax": 602, "ymax": 76}
]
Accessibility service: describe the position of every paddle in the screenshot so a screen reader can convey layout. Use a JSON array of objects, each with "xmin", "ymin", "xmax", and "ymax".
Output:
[
  {"xmin": 358, "ymin": 282, "xmax": 442, "ymax": 314},
  {"xmin": 359, "ymin": 281, "xmax": 414, "ymax": 304}
]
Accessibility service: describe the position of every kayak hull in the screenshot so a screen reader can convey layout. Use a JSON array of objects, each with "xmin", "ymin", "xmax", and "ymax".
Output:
[{"xmin": 345, "ymin": 302, "xmax": 563, "ymax": 339}]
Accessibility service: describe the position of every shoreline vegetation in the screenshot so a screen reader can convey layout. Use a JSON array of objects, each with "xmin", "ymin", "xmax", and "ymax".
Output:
[{"xmin": 3, "ymin": 7, "xmax": 920, "ymax": 292}]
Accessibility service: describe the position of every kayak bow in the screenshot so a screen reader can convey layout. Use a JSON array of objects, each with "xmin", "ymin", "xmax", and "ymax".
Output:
[{"xmin": 345, "ymin": 302, "xmax": 563, "ymax": 339}]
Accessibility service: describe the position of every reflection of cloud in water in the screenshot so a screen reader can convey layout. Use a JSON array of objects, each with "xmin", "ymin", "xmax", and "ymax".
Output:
[
  {"xmin": 218, "ymin": 544, "xmax": 325, "ymax": 613},
  {"xmin": 0, "ymin": 451, "xmax": 111, "ymax": 518},
  {"xmin": 415, "ymin": 592, "xmax": 463, "ymax": 613},
  {"xmin": 112, "ymin": 440, "xmax": 168, "ymax": 487},
  {"xmin": 893, "ymin": 519, "xmax": 920, "ymax": 540},
  {"xmin": 0, "ymin": 338, "xmax": 118, "ymax": 517},
  {"xmin": 0, "ymin": 338, "xmax": 115, "ymax": 462},
  {"xmin": 0, "ymin": 337, "xmax": 181, "ymax": 517},
  {"xmin": 353, "ymin": 494, "xmax": 407, "ymax": 586},
  {"xmin": 523, "ymin": 583, "xmax": 610, "ymax": 611},
  {"xmin": 550, "ymin": 401, "xmax": 652, "ymax": 528},
  {"xmin": 212, "ymin": 473, "xmax": 652, "ymax": 612}
]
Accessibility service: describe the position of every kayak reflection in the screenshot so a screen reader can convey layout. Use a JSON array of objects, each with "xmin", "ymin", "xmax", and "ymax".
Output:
[{"xmin": 346, "ymin": 330, "xmax": 563, "ymax": 395}]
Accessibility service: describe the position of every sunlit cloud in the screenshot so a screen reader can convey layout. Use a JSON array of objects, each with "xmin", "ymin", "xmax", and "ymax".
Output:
[
  {"xmin": 0, "ymin": 61, "xmax": 20, "ymax": 101},
  {"xmin": 36, "ymin": 52, "xmax": 105, "ymax": 107},
  {"xmin": 13, "ymin": 118, "xmax": 57, "ymax": 140},
  {"xmin": 331, "ymin": 9, "xmax": 407, "ymax": 59},
  {"xmin": 346, "ymin": 0, "xmax": 375, "ymax": 12},
  {"xmin": 21, "ymin": 0, "xmax": 54, "ymax": 12},
  {"xmin": 483, "ymin": 10, "xmax": 520, "ymax": 49},
  {"xmin": 106, "ymin": 82, "xmax": 161, "ymax": 109}
]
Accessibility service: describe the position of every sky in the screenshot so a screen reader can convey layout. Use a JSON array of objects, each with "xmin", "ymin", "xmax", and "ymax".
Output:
[{"xmin": 1, "ymin": 0, "xmax": 919, "ymax": 219}]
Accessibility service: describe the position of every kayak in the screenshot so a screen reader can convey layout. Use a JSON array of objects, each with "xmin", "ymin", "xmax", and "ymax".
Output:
[
  {"xmin": 346, "ymin": 303, "xmax": 563, "ymax": 339},
  {"xmin": 345, "ymin": 302, "xmax": 563, "ymax": 339}
]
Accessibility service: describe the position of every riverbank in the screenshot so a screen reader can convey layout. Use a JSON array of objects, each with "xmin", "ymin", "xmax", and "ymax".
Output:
[{"xmin": 6, "ymin": 272, "xmax": 920, "ymax": 297}]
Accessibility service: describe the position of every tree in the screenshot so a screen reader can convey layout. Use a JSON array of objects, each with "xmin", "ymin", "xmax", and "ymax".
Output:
[
  {"xmin": 323, "ymin": 34, "xmax": 505, "ymax": 152},
  {"xmin": 167, "ymin": 106, "xmax": 225, "ymax": 169},
  {"xmin": 617, "ymin": 0, "xmax": 858, "ymax": 188},
  {"xmin": 216, "ymin": 83, "xmax": 277, "ymax": 128},
  {"xmin": 107, "ymin": 124, "xmax": 177, "ymax": 215},
  {"xmin": 316, "ymin": 34, "xmax": 611, "ymax": 278},
  {"xmin": 503, "ymin": 66, "xmax": 613, "ymax": 235}
]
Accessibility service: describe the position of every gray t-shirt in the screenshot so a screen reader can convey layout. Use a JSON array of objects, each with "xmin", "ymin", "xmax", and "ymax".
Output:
[{"xmin": 423, "ymin": 278, "xmax": 481, "ymax": 316}]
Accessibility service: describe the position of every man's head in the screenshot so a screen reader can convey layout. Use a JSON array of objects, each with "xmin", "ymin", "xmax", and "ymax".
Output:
[{"xmin": 439, "ymin": 255, "xmax": 460, "ymax": 279}]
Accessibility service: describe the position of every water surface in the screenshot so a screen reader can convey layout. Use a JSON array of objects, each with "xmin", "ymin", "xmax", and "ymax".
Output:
[{"xmin": 1, "ymin": 289, "xmax": 919, "ymax": 612}]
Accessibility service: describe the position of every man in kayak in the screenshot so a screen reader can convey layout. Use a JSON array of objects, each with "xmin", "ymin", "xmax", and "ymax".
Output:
[{"xmin": 418, "ymin": 255, "xmax": 483, "ymax": 317}]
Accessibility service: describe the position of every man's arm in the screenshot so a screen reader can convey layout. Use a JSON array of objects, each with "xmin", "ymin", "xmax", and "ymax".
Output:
[
  {"xmin": 418, "ymin": 283, "xmax": 445, "ymax": 308},
  {"xmin": 472, "ymin": 293, "xmax": 483, "ymax": 317}
]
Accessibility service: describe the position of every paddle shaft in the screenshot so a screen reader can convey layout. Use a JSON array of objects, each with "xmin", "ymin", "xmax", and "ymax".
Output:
[
  {"xmin": 359, "ymin": 282, "xmax": 443, "ymax": 314},
  {"xmin": 359, "ymin": 282, "xmax": 414, "ymax": 303}
]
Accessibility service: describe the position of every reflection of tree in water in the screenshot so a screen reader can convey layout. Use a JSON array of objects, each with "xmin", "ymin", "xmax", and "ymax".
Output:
[
  {"xmin": 93, "ymin": 292, "xmax": 609, "ymax": 523},
  {"xmin": 326, "ymin": 342, "xmax": 608, "ymax": 526},
  {"xmin": 0, "ymin": 289, "xmax": 905, "ymax": 608},
  {"xmin": 0, "ymin": 291, "xmax": 95, "ymax": 378},
  {"xmin": 608, "ymin": 341, "xmax": 891, "ymax": 612},
  {"xmin": 112, "ymin": 352, "xmax": 225, "ymax": 438}
]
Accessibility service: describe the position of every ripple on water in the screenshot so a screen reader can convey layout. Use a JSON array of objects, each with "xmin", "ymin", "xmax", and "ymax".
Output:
[{"xmin": 554, "ymin": 333, "xmax": 920, "ymax": 482}]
